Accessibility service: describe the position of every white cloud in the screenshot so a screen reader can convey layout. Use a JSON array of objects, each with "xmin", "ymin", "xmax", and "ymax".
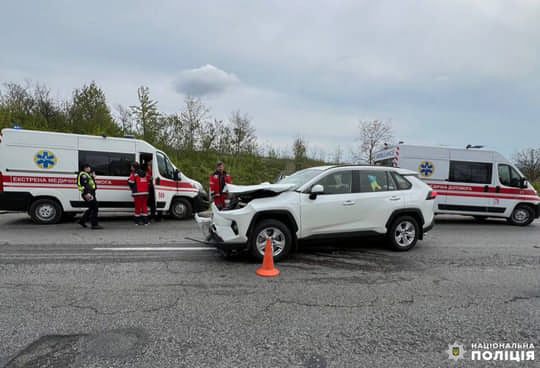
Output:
[
  {"xmin": 1, "ymin": 0, "xmax": 539, "ymax": 160},
  {"xmin": 173, "ymin": 64, "xmax": 241, "ymax": 97}
]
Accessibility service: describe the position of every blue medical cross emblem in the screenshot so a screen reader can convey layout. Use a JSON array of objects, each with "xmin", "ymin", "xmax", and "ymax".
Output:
[
  {"xmin": 419, "ymin": 161, "xmax": 434, "ymax": 177},
  {"xmin": 35, "ymin": 151, "xmax": 57, "ymax": 169}
]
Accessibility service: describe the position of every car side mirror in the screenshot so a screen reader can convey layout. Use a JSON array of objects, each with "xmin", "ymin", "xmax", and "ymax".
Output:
[
  {"xmin": 309, "ymin": 184, "xmax": 324, "ymax": 200},
  {"xmin": 519, "ymin": 178, "xmax": 528, "ymax": 188}
]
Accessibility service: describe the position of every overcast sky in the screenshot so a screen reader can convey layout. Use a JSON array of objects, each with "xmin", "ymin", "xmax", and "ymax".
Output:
[{"xmin": 1, "ymin": 0, "xmax": 539, "ymax": 160}]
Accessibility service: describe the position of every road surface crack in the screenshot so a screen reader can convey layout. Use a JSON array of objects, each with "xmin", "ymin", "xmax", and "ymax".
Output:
[
  {"xmin": 52, "ymin": 296, "xmax": 182, "ymax": 315},
  {"xmin": 264, "ymin": 297, "xmax": 378, "ymax": 311}
]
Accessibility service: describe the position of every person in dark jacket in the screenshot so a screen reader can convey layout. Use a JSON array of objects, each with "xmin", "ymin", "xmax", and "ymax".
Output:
[
  {"xmin": 128, "ymin": 162, "xmax": 150, "ymax": 225},
  {"xmin": 209, "ymin": 161, "xmax": 231, "ymax": 210},
  {"xmin": 141, "ymin": 161, "xmax": 159, "ymax": 221},
  {"xmin": 77, "ymin": 164, "xmax": 102, "ymax": 229}
]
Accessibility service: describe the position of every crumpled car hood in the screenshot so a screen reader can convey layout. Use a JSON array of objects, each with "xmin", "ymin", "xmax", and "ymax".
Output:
[{"xmin": 224, "ymin": 183, "xmax": 294, "ymax": 194}]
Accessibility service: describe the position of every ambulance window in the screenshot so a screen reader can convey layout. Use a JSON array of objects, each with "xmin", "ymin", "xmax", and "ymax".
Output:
[
  {"xmin": 449, "ymin": 161, "xmax": 492, "ymax": 184},
  {"xmin": 109, "ymin": 153, "xmax": 135, "ymax": 176},
  {"xmin": 156, "ymin": 152, "xmax": 174, "ymax": 180},
  {"xmin": 391, "ymin": 172, "xmax": 412, "ymax": 190},
  {"xmin": 79, "ymin": 151, "xmax": 135, "ymax": 176},
  {"xmin": 498, "ymin": 164, "xmax": 521, "ymax": 187},
  {"xmin": 79, "ymin": 151, "xmax": 110, "ymax": 176}
]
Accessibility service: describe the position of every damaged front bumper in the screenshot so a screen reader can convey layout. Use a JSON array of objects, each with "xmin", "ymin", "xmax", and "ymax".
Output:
[{"xmin": 194, "ymin": 203, "xmax": 250, "ymax": 255}]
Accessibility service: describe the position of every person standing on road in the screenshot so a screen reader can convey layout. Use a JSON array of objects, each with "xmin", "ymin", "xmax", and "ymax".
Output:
[
  {"xmin": 77, "ymin": 164, "xmax": 102, "ymax": 229},
  {"xmin": 142, "ymin": 161, "xmax": 159, "ymax": 221},
  {"xmin": 209, "ymin": 161, "xmax": 231, "ymax": 210},
  {"xmin": 128, "ymin": 162, "xmax": 150, "ymax": 226}
]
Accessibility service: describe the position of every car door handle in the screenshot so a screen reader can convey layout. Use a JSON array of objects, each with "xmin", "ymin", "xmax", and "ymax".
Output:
[
  {"xmin": 389, "ymin": 196, "xmax": 401, "ymax": 201},
  {"xmin": 343, "ymin": 200, "xmax": 355, "ymax": 206}
]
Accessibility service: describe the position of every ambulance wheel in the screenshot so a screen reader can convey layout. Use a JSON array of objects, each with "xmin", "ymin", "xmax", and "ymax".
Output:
[
  {"xmin": 170, "ymin": 198, "xmax": 192, "ymax": 220},
  {"xmin": 29, "ymin": 198, "xmax": 63, "ymax": 225},
  {"xmin": 387, "ymin": 216, "xmax": 419, "ymax": 251},
  {"xmin": 507, "ymin": 205, "xmax": 534, "ymax": 226}
]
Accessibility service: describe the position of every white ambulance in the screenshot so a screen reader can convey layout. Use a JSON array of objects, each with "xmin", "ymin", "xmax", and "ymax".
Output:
[
  {"xmin": 374, "ymin": 144, "xmax": 540, "ymax": 226},
  {"xmin": 0, "ymin": 128, "xmax": 209, "ymax": 224}
]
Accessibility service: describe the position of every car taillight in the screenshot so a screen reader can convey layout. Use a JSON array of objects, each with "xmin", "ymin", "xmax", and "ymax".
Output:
[{"xmin": 426, "ymin": 190, "xmax": 437, "ymax": 200}]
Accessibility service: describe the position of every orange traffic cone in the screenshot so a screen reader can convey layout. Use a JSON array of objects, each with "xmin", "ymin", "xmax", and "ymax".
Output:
[{"xmin": 256, "ymin": 238, "xmax": 280, "ymax": 277}]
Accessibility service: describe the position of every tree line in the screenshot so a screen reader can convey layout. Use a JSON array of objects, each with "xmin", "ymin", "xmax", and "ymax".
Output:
[
  {"xmin": 2, "ymin": 80, "xmax": 537, "ymax": 189},
  {"xmin": 0, "ymin": 81, "xmax": 326, "ymax": 186}
]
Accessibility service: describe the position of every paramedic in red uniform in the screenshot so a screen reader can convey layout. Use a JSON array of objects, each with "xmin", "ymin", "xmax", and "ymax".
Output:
[
  {"xmin": 128, "ymin": 162, "xmax": 150, "ymax": 225},
  {"xmin": 209, "ymin": 161, "xmax": 231, "ymax": 210}
]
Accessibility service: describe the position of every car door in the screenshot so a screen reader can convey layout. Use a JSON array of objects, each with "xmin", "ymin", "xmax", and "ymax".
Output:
[
  {"xmin": 299, "ymin": 169, "xmax": 360, "ymax": 237},
  {"xmin": 352, "ymin": 170, "xmax": 406, "ymax": 232}
]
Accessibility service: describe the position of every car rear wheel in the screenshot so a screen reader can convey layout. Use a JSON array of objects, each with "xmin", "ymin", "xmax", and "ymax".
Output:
[
  {"xmin": 249, "ymin": 219, "xmax": 292, "ymax": 262},
  {"xmin": 387, "ymin": 216, "xmax": 419, "ymax": 251},
  {"xmin": 507, "ymin": 205, "xmax": 534, "ymax": 226},
  {"xmin": 29, "ymin": 198, "xmax": 63, "ymax": 225},
  {"xmin": 170, "ymin": 198, "xmax": 192, "ymax": 220}
]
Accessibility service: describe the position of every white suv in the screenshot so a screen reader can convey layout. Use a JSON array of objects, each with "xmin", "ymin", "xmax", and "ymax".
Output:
[{"xmin": 195, "ymin": 165, "xmax": 436, "ymax": 261}]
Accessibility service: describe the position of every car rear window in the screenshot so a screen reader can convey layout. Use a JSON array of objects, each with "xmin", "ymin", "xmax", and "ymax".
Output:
[{"xmin": 391, "ymin": 172, "xmax": 412, "ymax": 190}]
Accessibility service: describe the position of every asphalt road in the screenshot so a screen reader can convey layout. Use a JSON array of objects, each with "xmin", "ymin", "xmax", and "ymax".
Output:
[{"xmin": 0, "ymin": 213, "xmax": 538, "ymax": 368}]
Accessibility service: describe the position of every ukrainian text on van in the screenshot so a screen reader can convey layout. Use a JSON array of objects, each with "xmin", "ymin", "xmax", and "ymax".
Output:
[
  {"xmin": 374, "ymin": 144, "xmax": 540, "ymax": 226},
  {"xmin": 0, "ymin": 128, "xmax": 209, "ymax": 224}
]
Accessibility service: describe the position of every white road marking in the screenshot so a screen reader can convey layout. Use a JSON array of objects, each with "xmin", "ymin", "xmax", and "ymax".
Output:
[{"xmin": 93, "ymin": 247, "xmax": 216, "ymax": 251}]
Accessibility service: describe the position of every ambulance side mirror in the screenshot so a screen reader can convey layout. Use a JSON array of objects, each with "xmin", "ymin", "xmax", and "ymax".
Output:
[
  {"xmin": 519, "ymin": 178, "xmax": 528, "ymax": 188},
  {"xmin": 174, "ymin": 169, "xmax": 181, "ymax": 181}
]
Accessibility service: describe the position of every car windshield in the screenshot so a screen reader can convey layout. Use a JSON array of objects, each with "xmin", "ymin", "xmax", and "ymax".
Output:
[{"xmin": 276, "ymin": 168, "xmax": 324, "ymax": 190}]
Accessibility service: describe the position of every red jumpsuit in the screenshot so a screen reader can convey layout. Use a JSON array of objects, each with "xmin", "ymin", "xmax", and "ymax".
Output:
[
  {"xmin": 128, "ymin": 169, "xmax": 150, "ymax": 223},
  {"xmin": 209, "ymin": 171, "xmax": 231, "ymax": 209}
]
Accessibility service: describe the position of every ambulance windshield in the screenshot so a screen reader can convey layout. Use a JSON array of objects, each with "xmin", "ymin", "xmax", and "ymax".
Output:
[{"xmin": 156, "ymin": 152, "xmax": 175, "ymax": 179}]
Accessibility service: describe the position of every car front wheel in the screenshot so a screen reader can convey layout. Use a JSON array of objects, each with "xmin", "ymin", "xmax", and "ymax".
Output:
[
  {"xmin": 387, "ymin": 216, "xmax": 419, "ymax": 251},
  {"xmin": 249, "ymin": 219, "xmax": 293, "ymax": 262}
]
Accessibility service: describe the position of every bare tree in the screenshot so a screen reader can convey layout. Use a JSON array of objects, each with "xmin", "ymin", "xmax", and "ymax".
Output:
[
  {"xmin": 292, "ymin": 136, "xmax": 307, "ymax": 169},
  {"xmin": 307, "ymin": 146, "xmax": 326, "ymax": 162},
  {"xmin": 358, "ymin": 120, "xmax": 394, "ymax": 164},
  {"xmin": 229, "ymin": 110, "xmax": 257, "ymax": 155},
  {"xmin": 332, "ymin": 145, "xmax": 344, "ymax": 164},
  {"xmin": 179, "ymin": 95, "xmax": 210, "ymax": 151},
  {"xmin": 513, "ymin": 148, "xmax": 540, "ymax": 183},
  {"xmin": 130, "ymin": 86, "xmax": 160, "ymax": 142},
  {"xmin": 114, "ymin": 104, "xmax": 133, "ymax": 134}
]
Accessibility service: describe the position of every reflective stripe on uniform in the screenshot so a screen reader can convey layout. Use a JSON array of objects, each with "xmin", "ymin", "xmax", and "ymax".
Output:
[{"xmin": 77, "ymin": 172, "xmax": 96, "ymax": 191}]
